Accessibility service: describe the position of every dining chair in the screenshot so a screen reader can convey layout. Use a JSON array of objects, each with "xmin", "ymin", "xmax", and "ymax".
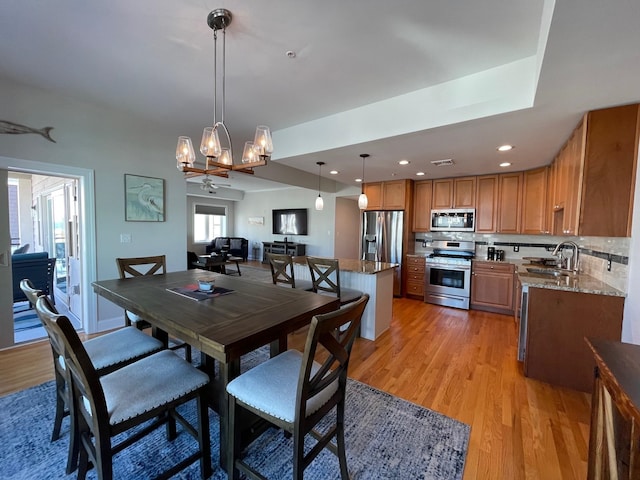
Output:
[
  {"xmin": 35, "ymin": 295, "xmax": 212, "ymax": 480},
  {"xmin": 306, "ymin": 256, "xmax": 364, "ymax": 306},
  {"xmin": 266, "ymin": 252, "xmax": 314, "ymax": 290},
  {"xmin": 20, "ymin": 280, "xmax": 164, "ymax": 473},
  {"xmin": 226, "ymin": 294, "xmax": 369, "ymax": 480},
  {"xmin": 116, "ymin": 255, "xmax": 192, "ymax": 362}
]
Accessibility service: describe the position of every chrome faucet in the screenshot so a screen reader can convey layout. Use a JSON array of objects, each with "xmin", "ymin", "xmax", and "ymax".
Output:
[{"xmin": 552, "ymin": 241, "xmax": 580, "ymax": 273}]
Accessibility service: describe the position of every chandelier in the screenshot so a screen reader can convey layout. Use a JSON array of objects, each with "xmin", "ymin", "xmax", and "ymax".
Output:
[{"xmin": 176, "ymin": 9, "xmax": 272, "ymax": 178}]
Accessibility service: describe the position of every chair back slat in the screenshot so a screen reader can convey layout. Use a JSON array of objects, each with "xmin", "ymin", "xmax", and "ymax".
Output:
[
  {"xmin": 306, "ymin": 256, "xmax": 341, "ymax": 297},
  {"xmin": 296, "ymin": 294, "xmax": 369, "ymax": 421},
  {"xmin": 116, "ymin": 255, "xmax": 166, "ymax": 279},
  {"xmin": 266, "ymin": 253, "xmax": 296, "ymax": 287}
]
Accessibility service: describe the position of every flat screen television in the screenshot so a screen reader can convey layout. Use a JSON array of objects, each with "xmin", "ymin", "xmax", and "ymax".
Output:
[{"xmin": 272, "ymin": 208, "xmax": 308, "ymax": 235}]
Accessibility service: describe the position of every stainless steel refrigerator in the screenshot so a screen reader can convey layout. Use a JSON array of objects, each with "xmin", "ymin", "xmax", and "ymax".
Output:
[{"xmin": 361, "ymin": 210, "xmax": 403, "ymax": 296}]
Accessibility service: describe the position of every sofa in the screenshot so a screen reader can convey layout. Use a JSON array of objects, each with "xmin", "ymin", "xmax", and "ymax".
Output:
[
  {"xmin": 12, "ymin": 252, "xmax": 57, "ymax": 304},
  {"xmin": 205, "ymin": 237, "xmax": 248, "ymax": 261}
]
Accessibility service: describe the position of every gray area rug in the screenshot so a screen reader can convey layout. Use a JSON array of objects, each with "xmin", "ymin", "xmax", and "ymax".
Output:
[
  {"xmin": 13, "ymin": 301, "xmax": 42, "ymax": 332},
  {"xmin": 235, "ymin": 265, "xmax": 274, "ymax": 283},
  {"xmin": 1, "ymin": 347, "xmax": 469, "ymax": 480}
]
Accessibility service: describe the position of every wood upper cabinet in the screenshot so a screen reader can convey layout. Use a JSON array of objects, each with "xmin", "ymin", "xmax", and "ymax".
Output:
[
  {"xmin": 521, "ymin": 167, "xmax": 549, "ymax": 234},
  {"xmin": 475, "ymin": 175, "xmax": 499, "ymax": 233},
  {"xmin": 363, "ymin": 180, "xmax": 411, "ymax": 210},
  {"xmin": 383, "ymin": 180, "xmax": 410, "ymax": 209},
  {"xmin": 551, "ymin": 121, "xmax": 585, "ymax": 235},
  {"xmin": 548, "ymin": 104, "xmax": 639, "ymax": 237},
  {"xmin": 497, "ymin": 172, "xmax": 523, "ymax": 233},
  {"xmin": 412, "ymin": 180, "xmax": 433, "ymax": 232},
  {"xmin": 432, "ymin": 177, "xmax": 476, "ymax": 209},
  {"xmin": 579, "ymin": 104, "xmax": 640, "ymax": 237},
  {"xmin": 363, "ymin": 182, "xmax": 383, "ymax": 210}
]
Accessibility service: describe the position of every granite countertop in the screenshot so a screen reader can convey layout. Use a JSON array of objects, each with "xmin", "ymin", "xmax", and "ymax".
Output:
[
  {"xmin": 292, "ymin": 256, "xmax": 398, "ymax": 274},
  {"xmin": 515, "ymin": 263, "xmax": 625, "ymax": 297}
]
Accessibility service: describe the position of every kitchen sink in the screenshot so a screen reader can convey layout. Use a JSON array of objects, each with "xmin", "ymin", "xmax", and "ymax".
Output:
[{"xmin": 525, "ymin": 267, "xmax": 575, "ymax": 277}]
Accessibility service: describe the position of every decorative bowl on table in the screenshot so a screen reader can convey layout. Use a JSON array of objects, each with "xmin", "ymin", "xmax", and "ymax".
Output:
[{"xmin": 198, "ymin": 280, "xmax": 215, "ymax": 292}]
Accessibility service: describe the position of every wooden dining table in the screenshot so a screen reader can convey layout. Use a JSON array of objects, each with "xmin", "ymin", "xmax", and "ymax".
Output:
[{"xmin": 92, "ymin": 269, "xmax": 340, "ymax": 470}]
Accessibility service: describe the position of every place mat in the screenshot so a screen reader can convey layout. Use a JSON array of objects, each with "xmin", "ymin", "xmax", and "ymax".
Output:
[{"xmin": 167, "ymin": 285, "xmax": 234, "ymax": 301}]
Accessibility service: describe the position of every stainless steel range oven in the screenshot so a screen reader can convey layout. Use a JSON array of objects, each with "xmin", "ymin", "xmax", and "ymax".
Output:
[{"xmin": 424, "ymin": 240, "xmax": 475, "ymax": 310}]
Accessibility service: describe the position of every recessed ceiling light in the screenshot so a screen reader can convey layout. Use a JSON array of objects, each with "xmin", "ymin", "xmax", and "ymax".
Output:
[
  {"xmin": 330, "ymin": 170, "xmax": 339, "ymax": 175},
  {"xmin": 355, "ymin": 178, "xmax": 362, "ymax": 183},
  {"xmin": 499, "ymin": 162, "xmax": 512, "ymax": 167},
  {"xmin": 286, "ymin": 50, "xmax": 296, "ymax": 58},
  {"xmin": 416, "ymin": 172, "xmax": 425, "ymax": 176},
  {"xmin": 497, "ymin": 145, "xmax": 514, "ymax": 152},
  {"xmin": 398, "ymin": 160, "xmax": 410, "ymax": 165}
]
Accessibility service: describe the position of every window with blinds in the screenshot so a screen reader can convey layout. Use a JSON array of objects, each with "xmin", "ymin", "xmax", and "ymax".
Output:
[{"xmin": 194, "ymin": 204, "xmax": 226, "ymax": 242}]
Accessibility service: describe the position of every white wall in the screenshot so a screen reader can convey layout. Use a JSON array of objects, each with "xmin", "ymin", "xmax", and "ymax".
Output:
[
  {"xmin": 335, "ymin": 197, "xmax": 361, "ymax": 259},
  {"xmin": 0, "ymin": 77, "xmax": 189, "ymax": 332},
  {"xmin": 622, "ymin": 145, "xmax": 640, "ymax": 343},
  {"xmin": 234, "ymin": 188, "xmax": 340, "ymax": 259}
]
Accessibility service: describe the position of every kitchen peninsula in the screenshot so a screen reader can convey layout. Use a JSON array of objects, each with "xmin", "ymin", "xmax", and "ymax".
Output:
[
  {"xmin": 516, "ymin": 265, "xmax": 625, "ymax": 392},
  {"xmin": 292, "ymin": 257, "xmax": 398, "ymax": 341}
]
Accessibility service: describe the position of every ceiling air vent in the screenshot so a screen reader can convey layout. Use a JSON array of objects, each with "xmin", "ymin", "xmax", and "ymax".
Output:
[{"xmin": 430, "ymin": 159, "xmax": 455, "ymax": 167}]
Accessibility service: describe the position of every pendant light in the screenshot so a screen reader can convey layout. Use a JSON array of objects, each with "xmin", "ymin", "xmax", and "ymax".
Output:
[
  {"xmin": 315, "ymin": 161, "xmax": 325, "ymax": 211},
  {"xmin": 358, "ymin": 154, "xmax": 369, "ymax": 210}
]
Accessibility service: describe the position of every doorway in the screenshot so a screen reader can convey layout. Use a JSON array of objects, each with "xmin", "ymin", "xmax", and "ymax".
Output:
[
  {"xmin": 9, "ymin": 173, "xmax": 82, "ymax": 343},
  {"xmin": 1, "ymin": 157, "xmax": 97, "ymax": 350}
]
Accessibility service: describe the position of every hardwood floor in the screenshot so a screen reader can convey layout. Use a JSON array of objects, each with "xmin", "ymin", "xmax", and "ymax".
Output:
[{"xmin": 0, "ymin": 282, "xmax": 591, "ymax": 479}]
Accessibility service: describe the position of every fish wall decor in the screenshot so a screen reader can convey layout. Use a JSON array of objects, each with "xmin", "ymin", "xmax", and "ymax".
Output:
[{"xmin": 0, "ymin": 120, "xmax": 56, "ymax": 143}]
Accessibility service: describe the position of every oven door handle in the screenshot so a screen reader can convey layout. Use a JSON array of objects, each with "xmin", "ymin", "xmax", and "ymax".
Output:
[{"xmin": 426, "ymin": 265, "xmax": 471, "ymax": 272}]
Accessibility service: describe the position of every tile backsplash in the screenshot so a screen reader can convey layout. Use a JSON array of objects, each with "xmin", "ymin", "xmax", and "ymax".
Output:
[{"xmin": 413, "ymin": 232, "xmax": 629, "ymax": 294}]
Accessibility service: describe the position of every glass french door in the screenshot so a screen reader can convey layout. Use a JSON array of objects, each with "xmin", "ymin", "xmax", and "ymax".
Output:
[{"xmin": 40, "ymin": 179, "xmax": 80, "ymax": 316}]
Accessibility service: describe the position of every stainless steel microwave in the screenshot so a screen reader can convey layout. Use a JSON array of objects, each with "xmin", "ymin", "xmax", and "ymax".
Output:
[{"xmin": 430, "ymin": 209, "xmax": 475, "ymax": 232}]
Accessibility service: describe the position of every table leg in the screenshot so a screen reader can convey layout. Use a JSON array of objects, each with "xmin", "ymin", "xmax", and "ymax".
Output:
[{"xmin": 218, "ymin": 358, "xmax": 240, "ymax": 471}]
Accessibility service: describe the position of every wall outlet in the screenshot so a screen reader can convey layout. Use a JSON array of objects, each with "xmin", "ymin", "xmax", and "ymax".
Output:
[
  {"xmin": 513, "ymin": 245, "xmax": 520, "ymax": 252},
  {"xmin": 120, "ymin": 233, "xmax": 131, "ymax": 243}
]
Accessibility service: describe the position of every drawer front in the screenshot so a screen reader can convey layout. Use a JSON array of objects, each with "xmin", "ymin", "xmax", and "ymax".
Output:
[
  {"xmin": 407, "ymin": 272, "xmax": 424, "ymax": 282},
  {"xmin": 472, "ymin": 261, "xmax": 514, "ymax": 274},
  {"xmin": 406, "ymin": 256, "xmax": 426, "ymax": 273},
  {"xmin": 406, "ymin": 281, "xmax": 424, "ymax": 296}
]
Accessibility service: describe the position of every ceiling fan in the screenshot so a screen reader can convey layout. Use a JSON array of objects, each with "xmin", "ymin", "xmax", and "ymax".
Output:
[{"xmin": 201, "ymin": 176, "xmax": 230, "ymax": 193}]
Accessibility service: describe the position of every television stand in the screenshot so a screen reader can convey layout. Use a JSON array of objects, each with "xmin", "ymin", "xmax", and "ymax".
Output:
[{"xmin": 262, "ymin": 242, "xmax": 306, "ymax": 263}]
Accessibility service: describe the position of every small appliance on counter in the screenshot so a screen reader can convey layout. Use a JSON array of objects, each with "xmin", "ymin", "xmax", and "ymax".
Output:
[
  {"xmin": 495, "ymin": 249, "xmax": 505, "ymax": 261},
  {"xmin": 487, "ymin": 246, "xmax": 495, "ymax": 261}
]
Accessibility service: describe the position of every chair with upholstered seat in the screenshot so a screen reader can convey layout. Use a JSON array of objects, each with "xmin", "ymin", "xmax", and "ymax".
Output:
[
  {"xmin": 21, "ymin": 280, "xmax": 164, "ymax": 473},
  {"xmin": 35, "ymin": 295, "xmax": 212, "ymax": 480},
  {"xmin": 306, "ymin": 256, "xmax": 364, "ymax": 306},
  {"xmin": 226, "ymin": 294, "xmax": 369, "ymax": 480},
  {"xmin": 266, "ymin": 253, "xmax": 314, "ymax": 291},
  {"xmin": 116, "ymin": 255, "xmax": 192, "ymax": 362}
]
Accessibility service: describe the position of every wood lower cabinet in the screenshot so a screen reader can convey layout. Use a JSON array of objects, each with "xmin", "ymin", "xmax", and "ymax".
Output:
[
  {"xmin": 470, "ymin": 261, "xmax": 515, "ymax": 315},
  {"xmin": 525, "ymin": 288, "xmax": 624, "ymax": 392},
  {"xmin": 405, "ymin": 255, "xmax": 425, "ymax": 298}
]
